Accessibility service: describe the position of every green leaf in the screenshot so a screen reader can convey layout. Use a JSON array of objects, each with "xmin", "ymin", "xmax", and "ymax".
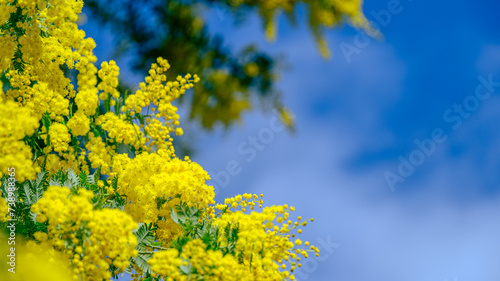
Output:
[
  {"xmin": 63, "ymin": 169, "xmax": 80, "ymax": 189},
  {"xmin": 133, "ymin": 223, "xmax": 156, "ymax": 251},
  {"xmin": 131, "ymin": 252, "xmax": 153, "ymax": 275},
  {"xmin": 41, "ymin": 113, "xmax": 51, "ymax": 131},
  {"xmin": 131, "ymin": 223, "xmax": 157, "ymax": 275},
  {"xmin": 79, "ymin": 171, "xmax": 89, "ymax": 188},
  {"xmin": 114, "ymin": 96, "xmax": 123, "ymax": 113},
  {"xmin": 137, "ymin": 113, "xmax": 145, "ymax": 126},
  {"xmin": 91, "ymin": 125, "xmax": 101, "ymax": 137},
  {"xmin": 179, "ymin": 263, "xmax": 193, "ymax": 275},
  {"xmin": 103, "ymin": 98, "xmax": 111, "ymax": 112},
  {"xmin": 170, "ymin": 207, "xmax": 179, "ymax": 224}
]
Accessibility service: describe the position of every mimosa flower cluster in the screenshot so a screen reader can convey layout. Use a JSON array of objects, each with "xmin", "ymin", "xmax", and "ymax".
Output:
[
  {"xmin": 0, "ymin": 0, "xmax": 197, "ymax": 182},
  {"xmin": 213, "ymin": 194, "xmax": 319, "ymax": 280},
  {"xmin": 31, "ymin": 185, "xmax": 138, "ymax": 280},
  {"xmin": 115, "ymin": 152, "xmax": 215, "ymax": 242},
  {"xmin": 148, "ymin": 239, "xmax": 250, "ymax": 281},
  {"xmin": 140, "ymin": 195, "xmax": 319, "ymax": 281},
  {"xmin": 0, "ymin": 0, "xmax": 320, "ymax": 280},
  {"xmin": 0, "ymin": 97, "xmax": 39, "ymax": 182}
]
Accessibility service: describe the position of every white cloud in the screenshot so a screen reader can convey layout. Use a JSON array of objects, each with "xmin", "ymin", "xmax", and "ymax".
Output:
[{"xmin": 476, "ymin": 45, "xmax": 500, "ymax": 75}]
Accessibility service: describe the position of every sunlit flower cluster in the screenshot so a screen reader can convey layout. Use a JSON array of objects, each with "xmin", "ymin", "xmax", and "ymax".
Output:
[
  {"xmin": 31, "ymin": 185, "xmax": 138, "ymax": 280},
  {"xmin": 0, "ymin": 0, "xmax": 93, "ymax": 181},
  {"xmin": 0, "ymin": 98, "xmax": 39, "ymax": 181},
  {"xmin": 24, "ymin": 81, "xmax": 70, "ymax": 121},
  {"xmin": 116, "ymin": 152, "xmax": 215, "ymax": 241},
  {"xmin": 0, "ymin": 0, "xmax": 200, "ymax": 181},
  {"xmin": 98, "ymin": 60, "xmax": 120, "ymax": 100},
  {"xmin": 48, "ymin": 123, "xmax": 71, "ymax": 153},
  {"xmin": 123, "ymin": 57, "xmax": 199, "ymax": 155},
  {"xmin": 67, "ymin": 110, "xmax": 91, "ymax": 136},
  {"xmin": 213, "ymin": 194, "xmax": 320, "ymax": 280},
  {"xmin": 149, "ymin": 239, "xmax": 251, "ymax": 281},
  {"xmin": 145, "ymin": 193, "xmax": 320, "ymax": 281},
  {"xmin": 96, "ymin": 112, "xmax": 145, "ymax": 149}
]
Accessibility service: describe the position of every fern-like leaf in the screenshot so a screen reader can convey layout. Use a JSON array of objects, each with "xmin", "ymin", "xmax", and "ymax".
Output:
[
  {"xmin": 63, "ymin": 169, "xmax": 80, "ymax": 189},
  {"xmin": 133, "ymin": 223, "xmax": 156, "ymax": 250},
  {"xmin": 131, "ymin": 223, "xmax": 156, "ymax": 275},
  {"xmin": 131, "ymin": 252, "xmax": 153, "ymax": 275}
]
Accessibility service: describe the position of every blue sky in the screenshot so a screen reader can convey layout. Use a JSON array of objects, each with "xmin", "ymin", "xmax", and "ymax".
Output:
[{"xmin": 83, "ymin": 0, "xmax": 500, "ymax": 280}]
